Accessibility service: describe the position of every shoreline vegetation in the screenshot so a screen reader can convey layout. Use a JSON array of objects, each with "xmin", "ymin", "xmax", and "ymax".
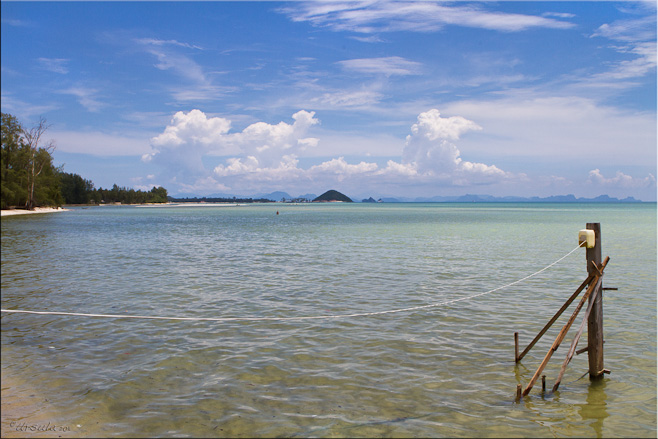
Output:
[{"xmin": 2, "ymin": 112, "xmax": 169, "ymax": 211}]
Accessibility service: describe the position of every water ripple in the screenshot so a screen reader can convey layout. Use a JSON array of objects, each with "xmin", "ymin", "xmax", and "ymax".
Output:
[{"xmin": 2, "ymin": 204, "xmax": 656, "ymax": 437}]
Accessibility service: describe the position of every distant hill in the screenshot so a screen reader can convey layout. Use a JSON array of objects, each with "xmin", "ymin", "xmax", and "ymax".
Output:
[
  {"xmin": 168, "ymin": 196, "xmax": 274, "ymax": 203},
  {"xmin": 257, "ymin": 191, "xmax": 292, "ymax": 201},
  {"xmin": 170, "ymin": 191, "xmax": 646, "ymax": 203},
  {"xmin": 377, "ymin": 194, "xmax": 643, "ymax": 203},
  {"xmin": 313, "ymin": 190, "xmax": 353, "ymax": 202}
]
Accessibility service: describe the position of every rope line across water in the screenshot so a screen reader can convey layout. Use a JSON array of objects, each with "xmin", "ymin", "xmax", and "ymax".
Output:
[{"xmin": 1, "ymin": 243, "xmax": 585, "ymax": 323}]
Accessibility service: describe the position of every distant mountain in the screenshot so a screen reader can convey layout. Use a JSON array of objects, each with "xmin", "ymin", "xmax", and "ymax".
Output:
[
  {"xmin": 170, "ymin": 190, "xmax": 645, "ymax": 203},
  {"xmin": 383, "ymin": 194, "xmax": 643, "ymax": 203},
  {"xmin": 313, "ymin": 190, "xmax": 353, "ymax": 202},
  {"xmin": 361, "ymin": 197, "xmax": 378, "ymax": 203},
  {"xmin": 193, "ymin": 192, "xmax": 236, "ymax": 199},
  {"xmin": 256, "ymin": 191, "xmax": 292, "ymax": 201}
]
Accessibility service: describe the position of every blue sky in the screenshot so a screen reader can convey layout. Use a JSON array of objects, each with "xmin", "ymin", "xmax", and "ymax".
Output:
[{"xmin": 1, "ymin": 1, "xmax": 656, "ymax": 200}]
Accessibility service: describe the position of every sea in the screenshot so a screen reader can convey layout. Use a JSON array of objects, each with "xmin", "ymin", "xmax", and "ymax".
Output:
[{"xmin": 1, "ymin": 202, "xmax": 656, "ymax": 438}]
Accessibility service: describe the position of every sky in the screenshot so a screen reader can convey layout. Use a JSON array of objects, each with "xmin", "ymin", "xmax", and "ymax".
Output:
[{"xmin": 1, "ymin": 1, "xmax": 656, "ymax": 201}]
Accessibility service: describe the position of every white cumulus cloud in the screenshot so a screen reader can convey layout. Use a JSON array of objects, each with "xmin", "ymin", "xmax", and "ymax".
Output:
[
  {"xmin": 309, "ymin": 157, "xmax": 379, "ymax": 180},
  {"xmin": 144, "ymin": 109, "xmax": 233, "ymax": 177},
  {"xmin": 587, "ymin": 169, "xmax": 656, "ymax": 189},
  {"xmin": 401, "ymin": 109, "xmax": 506, "ymax": 181},
  {"xmin": 228, "ymin": 110, "xmax": 319, "ymax": 168},
  {"xmin": 150, "ymin": 109, "xmax": 232, "ymax": 148},
  {"xmin": 147, "ymin": 109, "xmax": 319, "ymax": 186},
  {"xmin": 149, "ymin": 108, "xmax": 515, "ymax": 195}
]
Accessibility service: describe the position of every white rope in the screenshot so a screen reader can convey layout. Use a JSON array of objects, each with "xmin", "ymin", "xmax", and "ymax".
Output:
[{"xmin": 1, "ymin": 242, "xmax": 585, "ymax": 323}]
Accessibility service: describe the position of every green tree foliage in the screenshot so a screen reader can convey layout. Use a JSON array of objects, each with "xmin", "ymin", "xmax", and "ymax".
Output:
[
  {"xmin": 1, "ymin": 113, "xmax": 29, "ymax": 209},
  {"xmin": 1, "ymin": 112, "xmax": 62, "ymax": 209},
  {"xmin": 22, "ymin": 117, "xmax": 59, "ymax": 209},
  {"xmin": 33, "ymin": 148, "xmax": 64, "ymax": 207},
  {"xmin": 58, "ymin": 178, "xmax": 168, "ymax": 205},
  {"xmin": 312, "ymin": 189, "xmax": 353, "ymax": 202},
  {"xmin": 149, "ymin": 186, "xmax": 168, "ymax": 203},
  {"xmin": 59, "ymin": 172, "xmax": 94, "ymax": 204},
  {"xmin": 92, "ymin": 184, "xmax": 168, "ymax": 204},
  {"xmin": 2, "ymin": 112, "xmax": 168, "ymax": 209}
]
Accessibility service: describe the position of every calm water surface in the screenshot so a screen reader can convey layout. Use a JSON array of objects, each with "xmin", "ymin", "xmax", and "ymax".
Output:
[{"xmin": 1, "ymin": 203, "xmax": 656, "ymax": 437}]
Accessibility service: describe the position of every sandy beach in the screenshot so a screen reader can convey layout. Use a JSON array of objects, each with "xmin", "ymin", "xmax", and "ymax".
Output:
[{"xmin": 1, "ymin": 207, "xmax": 69, "ymax": 217}]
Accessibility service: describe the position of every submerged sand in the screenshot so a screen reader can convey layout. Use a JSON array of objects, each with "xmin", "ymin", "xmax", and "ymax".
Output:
[{"xmin": 1, "ymin": 370, "xmax": 77, "ymax": 437}]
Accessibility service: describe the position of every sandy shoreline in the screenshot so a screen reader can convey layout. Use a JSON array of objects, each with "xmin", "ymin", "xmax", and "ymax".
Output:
[{"xmin": 1, "ymin": 207, "xmax": 69, "ymax": 217}]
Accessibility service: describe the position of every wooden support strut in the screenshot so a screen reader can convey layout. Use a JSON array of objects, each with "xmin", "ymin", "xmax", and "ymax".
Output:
[
  {"xmin": 576, "ymin": 341, "xmax": 606, "ymax": 356},
  {"xmin": 552, "ymin": 276, "xmax": 604, "ymax": 392},
  {"xmin": 521, "ymin": 257, "xmax": 609, "ymax": 397},
  {"xmin": 515, "ymin": 274, "xmax": 594, "ymax": 363}
]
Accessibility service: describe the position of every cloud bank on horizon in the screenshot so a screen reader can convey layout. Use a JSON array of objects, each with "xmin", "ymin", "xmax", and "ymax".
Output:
[
  {"xmin": 1, "ymin": 1, "xmax": 656, "ymax": 200},
  {"xmin": 144, "ymin": 108, "xmax": 517, "ymax": 196}
]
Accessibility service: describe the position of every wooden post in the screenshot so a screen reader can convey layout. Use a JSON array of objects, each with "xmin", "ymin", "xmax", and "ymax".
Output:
[
  {"xmin": 521, "ymin": 258, "xmax": 607, "ymax": 397},
  {"xmin": 586, "ymin": 223, "xmax": 604, "ymax": 378},
  {"xmin": 514, "ymin": 332, "xmax": 519, "ymax": 362}
]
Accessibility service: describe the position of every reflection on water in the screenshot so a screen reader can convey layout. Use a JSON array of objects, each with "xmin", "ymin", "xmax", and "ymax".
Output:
[
  {"xmin": 1, "ymin": 204, "xmax": 656, "ymax": 437},
  {"xmin": 580, "ymin": 378, "xmax": 609, "ymax": 438}
]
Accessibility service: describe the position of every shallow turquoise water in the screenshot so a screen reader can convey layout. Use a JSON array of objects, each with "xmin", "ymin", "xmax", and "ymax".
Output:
[{"xmin": 1, "ymin": 203, "xmax": 656, "ymax": 437}]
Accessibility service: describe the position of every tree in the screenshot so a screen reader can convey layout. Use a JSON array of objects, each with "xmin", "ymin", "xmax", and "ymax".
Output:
[
  {"xmin": 109, "ymin": 184, "xmax": 120, "ymax": 203},
  {"xmin": 33, "ymin": 150, "xmax": 63, "ymax": 207},
  {"xmin": 1, "ymin": 113, "xmax": 62, "ymax": 209},
  {"xmin": 60, "ymin": 172, "xmax": 94, "ymax": 204},
  {"xmin": 22, "ymin": 117, "xmax": 56, "ymax": 209},
  {"xmin": 1, "ymin": 113, "xmax": 30, "ymax": 209},
  {"xmin": 148, "ymin": 186, "xmax": 168, "ymax": 203},
  {"xmin": 2, "ymin": 113, "xmax": 167, "ymax": 209}
]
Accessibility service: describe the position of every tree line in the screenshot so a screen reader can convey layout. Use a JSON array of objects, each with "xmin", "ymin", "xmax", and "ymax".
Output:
[
  {"xmin": 1, "ymin": 112, "xmax": 168, "ymax": 209},
  {"xmin": 169, "ymin": 196, "xmax": 274, "ymax": 204},
  {"xmin": 59, "ymin": 174, "xmax": 168, "ymax": 205}
]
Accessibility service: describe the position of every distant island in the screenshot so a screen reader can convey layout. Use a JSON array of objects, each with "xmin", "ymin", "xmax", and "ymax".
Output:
[
  {"xmin": 312, "ymin": 190, "xmax": 353, "ymax": 203},
  {"xmin": 376, "ymin": 194, "xmax": 644, "ymax": 203},
  {"xmin": 169, "ymin": 191, "xmax": 649, "ymax": 204},
  {"xmin": 168, "ymin": 196, "xmax": 274, "ymax": 204}
]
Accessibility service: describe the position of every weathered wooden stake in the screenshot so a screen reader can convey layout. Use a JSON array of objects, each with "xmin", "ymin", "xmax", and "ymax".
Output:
[
  {"xmin": 516, "ymin": 384, "xmax": 522, "ymax": 401},
  {"xmin": 515, "ymin": 274, "xmax": 593, "ymax": 363},
  {"xmin": 521, "ymin": 258, "xmax": 608, "ymax": 397},
  {"xmin": 553, "ymin": 276, "xmax": 604, "ymax": 392},
  {"xmin": 586, "ymin": 223, "xmax": 604, "ymax": 379},
  {"xmin": 541, "ymin": 375, "xmax": 546, "ymax": 392},
  {"xmin": 514, "ymin": 332, "xmax": 519, "ymax": 362}
]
